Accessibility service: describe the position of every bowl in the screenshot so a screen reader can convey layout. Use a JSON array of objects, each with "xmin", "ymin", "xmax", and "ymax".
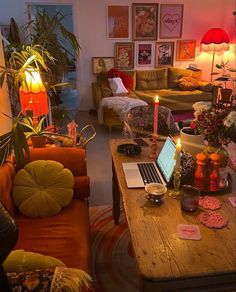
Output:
[{"xmin": 145, "ymin": 183, "xmax": 167, "ymax": 202}]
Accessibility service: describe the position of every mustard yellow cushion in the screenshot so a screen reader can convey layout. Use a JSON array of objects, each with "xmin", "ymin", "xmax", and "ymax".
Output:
[
  {"xmin": 3, "ymin": 249, "xmax": 65, "ymax": 272},
  {"xmin": 12, "ymin": 160, "xmax": 74, "ymax": 218},
  {"xmin": 178, "ymin": 76, "xmax": 199, "ymax": 91}
]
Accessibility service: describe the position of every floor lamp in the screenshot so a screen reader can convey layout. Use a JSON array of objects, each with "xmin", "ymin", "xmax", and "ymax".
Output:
[{"xmin": 200, "ymin": 28, "xmax": 230, "ymax": 81}]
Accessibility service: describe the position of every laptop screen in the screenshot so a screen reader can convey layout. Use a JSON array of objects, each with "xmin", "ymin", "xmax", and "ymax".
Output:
[{"xmin": 156, "ymin": 137, "xmax": 176, "ymax": 183}]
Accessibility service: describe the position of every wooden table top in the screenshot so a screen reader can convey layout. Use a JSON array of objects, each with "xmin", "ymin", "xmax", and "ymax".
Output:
[{"xmin": 110, "ymin": 138, "xmax": 236, "ymax": 287}]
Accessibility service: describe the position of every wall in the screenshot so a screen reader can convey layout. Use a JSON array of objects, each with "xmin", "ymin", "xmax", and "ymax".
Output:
[{"xmin": 0, "ymin": 0, "xmax": 235, "ymax": 111}]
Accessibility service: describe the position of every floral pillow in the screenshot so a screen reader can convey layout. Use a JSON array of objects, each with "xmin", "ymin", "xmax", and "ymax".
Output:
[{"xmin": 178, "ymin": 76, "xmax": 199, "ymax": 91}]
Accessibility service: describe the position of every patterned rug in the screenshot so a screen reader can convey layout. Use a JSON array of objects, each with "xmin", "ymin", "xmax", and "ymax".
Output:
[{"xmin": 89, "ymin": 205, "xmax": 139, "ymax": 292}]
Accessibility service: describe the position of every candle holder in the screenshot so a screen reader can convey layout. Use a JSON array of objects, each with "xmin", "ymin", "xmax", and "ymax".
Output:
[
  {"xmin": 169, "ymin": 170, "xmax": 181, "ymax": 198},
  {"xmin": 149, "ymin": 134, "xmax": 158, "ymax": 159}
]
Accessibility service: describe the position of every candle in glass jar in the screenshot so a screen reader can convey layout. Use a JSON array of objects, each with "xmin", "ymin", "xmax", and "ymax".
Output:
[
  {"xmin": 153, "ymin": 95, "xmax": 159, "ymax": 136},
  {"xmin": 175, "ymin": 138, "xmax": 182, "ymax": 172}
]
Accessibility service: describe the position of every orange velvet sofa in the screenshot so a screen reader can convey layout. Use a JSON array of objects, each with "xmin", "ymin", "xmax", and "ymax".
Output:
[{"xmin": 0, "ymin": 147, "xmax": 92, "ymax": 288}]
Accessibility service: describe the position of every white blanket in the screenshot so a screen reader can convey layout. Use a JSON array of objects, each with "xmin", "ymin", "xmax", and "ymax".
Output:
[{"xmin": 98, "ymin": 96, "xmax": 148, "ymax": 123}]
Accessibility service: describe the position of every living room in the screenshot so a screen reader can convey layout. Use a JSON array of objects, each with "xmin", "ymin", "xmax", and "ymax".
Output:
[{"xmin": 0, "ymin": 0, "xmax": 236, "ymax": 291}]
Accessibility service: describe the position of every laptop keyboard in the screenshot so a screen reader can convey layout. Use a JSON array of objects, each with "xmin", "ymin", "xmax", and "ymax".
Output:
[{"xmin": 137, "ymin": 163, "xmax": 161, "ymax": 184}]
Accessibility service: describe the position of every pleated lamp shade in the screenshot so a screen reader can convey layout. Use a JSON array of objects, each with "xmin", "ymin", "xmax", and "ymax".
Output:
[{"xmin": 200, "ymin": 28, "xmax": 230, "ymax": 52}]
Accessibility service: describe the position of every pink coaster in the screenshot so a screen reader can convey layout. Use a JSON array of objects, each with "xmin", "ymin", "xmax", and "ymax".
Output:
[
  {"xmin": 199, "ymin": 196, "xmax": 221, "ymax": 210},
  {"xmin": 177, "ymin": 224, "xmax": 201, "ymax": 240},
  {"xmin": 228, "ymin": 197, "xmax": 236, "ymax": 207},
  {"xmin": 198, "ymin": 211, "xmax": 228, "ymax": 229}
]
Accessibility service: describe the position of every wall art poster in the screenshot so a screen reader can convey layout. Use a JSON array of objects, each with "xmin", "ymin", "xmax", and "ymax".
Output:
[
  {"xmin": 137, "ymin": 43, "xmax": 153, "ymax": 67},
  {"xmin": 156, "ymin": 42, "xmax": 174, "ymax": 67},
  {"xmin": 92, "ymin": 57, "xmax": 115, "ymax": 74},
  {"xmin": 115, "ymin": 42, "xmax": 134, "ymax": 69},
  {"xmin": 132, "ymin": 3, "xmax": 158, "ymax": 41},
  {"xmin": 176, "ymin": 40, "xmax": 196, "ymax": 61},
  {"xmin": 107, "ymin": 5, "xmax": 129, "ymax": 39},
  {"xmin": 159, "ymin": 4, "xmax": 183, "ymax": 39}
]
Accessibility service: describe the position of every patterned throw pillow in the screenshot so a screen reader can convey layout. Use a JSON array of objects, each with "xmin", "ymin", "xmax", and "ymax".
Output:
[
  {"xmin": 12, "ymin": 160, "xmax": 74, "ymax": 217},
  {"xmin": 178, "ymin": 76, "xmax": 199, "ymax": 91}
]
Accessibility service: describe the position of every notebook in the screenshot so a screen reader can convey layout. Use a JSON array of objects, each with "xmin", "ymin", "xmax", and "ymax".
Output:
[{"xmin": 122, "ymin": 137, "xmax": 176, "ymax": 188}]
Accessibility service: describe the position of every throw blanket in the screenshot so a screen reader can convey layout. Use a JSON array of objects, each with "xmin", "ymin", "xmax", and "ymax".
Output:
[{"xmin": 98, "ymin": 96, "xmax": 148, "ymax": 123}]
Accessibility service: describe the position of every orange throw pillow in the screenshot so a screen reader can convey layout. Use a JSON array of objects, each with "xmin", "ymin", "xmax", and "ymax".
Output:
[{"xmin": 178, "ymin": 76, "xmax": 199, "ymax": 91}]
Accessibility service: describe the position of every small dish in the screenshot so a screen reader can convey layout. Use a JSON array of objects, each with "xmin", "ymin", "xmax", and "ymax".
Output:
[{"xmin": 145, "ymin": 183, "xmax": 167, "ymax": 202}]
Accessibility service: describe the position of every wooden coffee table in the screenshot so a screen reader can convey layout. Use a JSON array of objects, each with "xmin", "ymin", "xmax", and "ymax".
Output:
[{"xmin": 110, "ymin": 138, "xmax": 236, "ymax": 291}]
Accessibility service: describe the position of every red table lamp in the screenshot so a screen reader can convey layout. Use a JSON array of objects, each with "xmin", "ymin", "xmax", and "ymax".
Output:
[
  {"xmin": 200, "ymin": 28, "xmax": 230, "ymax": 81},
  {"xmin": 19, "ymin": 70, "xmax": 48, "ymax": 126}
]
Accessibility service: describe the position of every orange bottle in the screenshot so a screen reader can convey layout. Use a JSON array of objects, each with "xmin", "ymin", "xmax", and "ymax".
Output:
[
  {"xmin": 209, "ymin": 153, "xmax": 220, "ymax": 191},
  {"xmin": 194, "ymin": 152, "xmax": 208, "ymax": 191}
]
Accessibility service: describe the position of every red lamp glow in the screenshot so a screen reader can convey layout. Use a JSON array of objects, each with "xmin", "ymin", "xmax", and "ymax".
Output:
[
  {"xmin": 200, "ymin": 28, "xmax": 230, "ymax": 81},
  {"xmin": 19, "ymin": 70, "xmax": 48, "ymax": 124}
]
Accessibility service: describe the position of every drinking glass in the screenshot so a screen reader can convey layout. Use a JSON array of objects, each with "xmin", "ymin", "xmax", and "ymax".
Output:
[{"xmin": 181, "ymin": 185, "xmax": 200, "ymax": 212}]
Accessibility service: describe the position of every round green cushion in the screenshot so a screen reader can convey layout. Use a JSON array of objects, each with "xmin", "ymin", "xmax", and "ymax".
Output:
[
  {"xmin": 3, "ymin": 249, "xmax": 65, "ymax": 272},
  {"xmin": 12, "ymin": 160, "xmax": 74, "ymax": 217}
]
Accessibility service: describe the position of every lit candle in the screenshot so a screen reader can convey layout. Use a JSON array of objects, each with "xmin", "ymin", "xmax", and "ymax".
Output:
[
  {"xmin": 175, "ymin": 138, "xmax": 182, "ymax": 172},
  {"xmin": 153, "ymin": 95, "xmax": 159, "ymax": 136}
]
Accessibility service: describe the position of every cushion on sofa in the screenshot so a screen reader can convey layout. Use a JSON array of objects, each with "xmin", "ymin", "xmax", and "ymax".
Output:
[
  {"xmin": 3, "ymin": 249, "xmax": 65, "ymax": 272},
  {"xmin": 198, "ymin": 81, "xmax": 214, "ymax": 92},
  {"xmin": 178, "ymin": 76, "xmax": 199, "ymax": 91},
  {"xmin": 168, "ymin": 67, "xmax": 193, "ymax": 88},
  {"xmin": 136, "ymin": 68, "xmax": 168, "ymax": 90},
  {"xmin": 108, "ymin": 77, "xmax": 128, "ymax": 95},
  {"xmin": 12, "ymin": 160, "xmax": 74, "ymax": 218}
]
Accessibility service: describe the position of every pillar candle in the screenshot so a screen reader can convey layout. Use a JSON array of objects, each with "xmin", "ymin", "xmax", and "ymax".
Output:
[
  {"xmin": 175, "ymin": 138, "xmax": 182, "ymax": 172},
  {"xmin": 153, "ymin": 95, "xmax": 159, "ymax": 136}
]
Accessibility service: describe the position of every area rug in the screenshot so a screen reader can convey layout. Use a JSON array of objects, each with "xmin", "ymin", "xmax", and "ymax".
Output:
[{"xmin": 89, "ymin": 205, "xmax": 139, "ymax": 292}]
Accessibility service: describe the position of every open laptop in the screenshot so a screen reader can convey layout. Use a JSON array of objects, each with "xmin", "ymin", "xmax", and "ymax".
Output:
[{"xmin": 122, "ymin": 137, "xmax": 176, "ymax": 188}]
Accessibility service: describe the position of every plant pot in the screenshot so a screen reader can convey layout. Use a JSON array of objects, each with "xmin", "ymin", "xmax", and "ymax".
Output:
[
  {"xmin": 31, "ymin": 135, "xmax": 46, "ymax": 148},
  {"xmin": 220, "ymin": 88, "xmax": 233, "ymax": 103},
  {"xmin": 180, "ymin": 127, "xmax": 205, "ymax": 157}
]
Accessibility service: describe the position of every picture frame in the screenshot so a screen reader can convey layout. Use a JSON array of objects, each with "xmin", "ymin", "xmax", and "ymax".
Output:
[
  {"xmin": 155, "ymin": 42, "xmax": 174, "ymax": 67},
  {"xmin": 114, "ymin": 42, "xmax": 134, "ymax": 69},
  {"xmin": 136, "ymin": 42, "xmax": 155, "ymax": 67},
  {"xmin": 92, "ymin": 57, "xmax": 115, "ymax": 74},
  {"xmin": 107, "ymin": 5, "xmax": 129, "ymax": 39},
  {"xmin": 176, "ymin": 40, "xmax": 196, "ymax": 61},
  {"xmin": 132, "ymin": 3, "xmax": 158, "ymax": 41},
  {"xmin": 159, "ymin": 4, "xmax": 184, "ymax": 39}
]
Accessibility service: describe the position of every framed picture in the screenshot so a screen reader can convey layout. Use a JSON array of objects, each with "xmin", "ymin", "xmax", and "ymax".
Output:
[
  {"xmin": 132, "ymin": 3, "xmax": 158, "ymax": 41},
  {"xmin": 176, "ymin": 40, "xmax": 196, "ymax": 61},
  {"xmin": 92, "ymin": 57, "xmax": 115, "ymax": 74},
  {"xmin": 114, "ymin": 42, "xmax": 134, "ymax": 69},
  {"xmin": 107, "ymin": 5, "xmax": 129, "ymax": 39},
  {"xmin": 155, "ymin": 42, "xmax": 174, "ymax": 67},
  {"xmin": 159, "ymin": 4, "xmax": 184, "ymax": 39},
  {"xmin": 136, "ymin": 42, "xmax": 154, "ymax": 67}
]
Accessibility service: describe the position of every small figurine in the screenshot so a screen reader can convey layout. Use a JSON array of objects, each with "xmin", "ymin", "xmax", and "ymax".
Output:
[{"xmin": 67, "ymin": 120, "xmax": 78, "ymax": 145}]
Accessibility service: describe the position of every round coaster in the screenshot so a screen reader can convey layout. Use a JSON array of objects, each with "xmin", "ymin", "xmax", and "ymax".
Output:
[
  {"xmin": 199, "ymin": 196, "xmax": 221, "ymax": 210},
  {"xmin": 199, "ymin": 211, "xmax": 228, "ymax": 229}
]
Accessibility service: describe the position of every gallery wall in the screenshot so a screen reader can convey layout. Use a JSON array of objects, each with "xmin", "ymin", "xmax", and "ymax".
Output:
[{"xmin": 0, "ymin": 0, "xmax": 235, "ymax": 111}]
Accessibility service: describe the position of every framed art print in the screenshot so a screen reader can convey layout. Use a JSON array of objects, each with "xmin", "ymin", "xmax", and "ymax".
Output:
[
  {"xmin": 107, "ymin": 5, "xmax": 129, "ymax": 39},
  {"xmin": 115, "ymin": 42, "xmax": 134, "ymax": 69},
  {"xmin": 92, "ymin": 57, "xmax": 115, "ymax": 74},
  {"xmin": 132, "ymin": 3, "xmax": 158, "ymax": 41},
  {"xmin": 176, "ymin": 40, "xmax": 196, "ymax": 61},
  {"xmin": 159, "ymin": 4, "xmax": 183, "ymax": 39},
  {"xmin": 155, "ymin": 42, "xmax": 174, "ymax": 67},
  {"xmin": 136, "ymin": 42, "xmax": 154, "ymax": 67}
]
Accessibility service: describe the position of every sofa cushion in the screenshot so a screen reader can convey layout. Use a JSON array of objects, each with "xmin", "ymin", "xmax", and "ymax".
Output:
[
  {"xmin": 178, "ymin": 76, "xmax": 199, "ymax": 91},
  {"xmin": 14, "ymin": 199, "xmax": 91, "ymax": 272},
  {"xmin": 3, "ymin": 249, "xmax": 65, "ymax": 272},
  {"xmin": 136, "ymin": 68, "xmax": 168, "ymax": 90},
  {"xmin": 198, "ymin": 81, "xmax": 214, "ymax": 92},
  {"xmin": 168, "ymin": 68, "xmax": 193, "ymax": 88},
  {"xmin": 12, "ymin": 160, "xmax": 74, "ymax": 218},
  {"xmin": 108, "ymin": 77, "xmax": 128, "ymax": 95}
]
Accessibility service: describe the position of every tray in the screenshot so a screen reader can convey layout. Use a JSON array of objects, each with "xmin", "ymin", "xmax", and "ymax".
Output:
[{"xmin": 200, "ymin": 173, "xmax": 232, "ymax": 195}]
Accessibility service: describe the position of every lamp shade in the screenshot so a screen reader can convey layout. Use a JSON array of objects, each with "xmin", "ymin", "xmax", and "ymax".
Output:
[
  {"xmin": 19, "ymin": 70, "xmax": 48, "ymax": 116},
  {"xmin": 200, "ymin": 28, "xmax": 230, "ymax": 52}
]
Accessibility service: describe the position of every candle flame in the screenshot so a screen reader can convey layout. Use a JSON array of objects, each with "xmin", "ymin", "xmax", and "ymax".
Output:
[
  {"xmin": 155, "ymin": 95, "xmax": 159, "ymax": 103},
  {"xmin": 177, "ymin": 138, "xmax": 181, "ymax": 145}
]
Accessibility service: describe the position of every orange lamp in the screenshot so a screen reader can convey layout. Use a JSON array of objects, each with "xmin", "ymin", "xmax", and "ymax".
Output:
[
  {"xmin": 200, "ymin": 28, "xmax": 230, "ymax": 81},
  {"xmin": 19, "ymin": 70, "xmax": 48, "ymax": 124}
]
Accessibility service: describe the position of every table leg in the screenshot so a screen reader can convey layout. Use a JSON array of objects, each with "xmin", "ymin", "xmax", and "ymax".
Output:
[{"xmin": 112, "ymin": 161, "xmax": 120, "ymax": 225}]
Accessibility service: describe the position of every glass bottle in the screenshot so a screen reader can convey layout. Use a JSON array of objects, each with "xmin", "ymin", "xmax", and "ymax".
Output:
[
  {"xmin": 194, "ymin": 152, "xmax": 208, "ymax": 191},
  {"xmin": 209, "ymin": 153, "xmax": 220, "ymax": 191}
]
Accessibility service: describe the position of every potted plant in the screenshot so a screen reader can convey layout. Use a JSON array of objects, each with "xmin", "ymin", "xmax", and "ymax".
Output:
[{"xmin": 212, "ymin": 60, "xmax": 236, "ymax": 102}]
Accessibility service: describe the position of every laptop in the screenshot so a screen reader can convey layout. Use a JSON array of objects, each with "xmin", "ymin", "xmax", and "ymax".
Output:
[{"xmin": 122, "ymin": 137, "xmax": 176, "ymax": 188}]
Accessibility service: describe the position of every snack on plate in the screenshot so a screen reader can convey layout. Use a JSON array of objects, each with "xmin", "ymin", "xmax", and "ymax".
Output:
[
  {"xmin": 199, "ymin": 196, "xmax": 221, "ymax": 210},
  {"xmin": 199, "ymin": 211, "xmax": 228, "ymax": 229}
]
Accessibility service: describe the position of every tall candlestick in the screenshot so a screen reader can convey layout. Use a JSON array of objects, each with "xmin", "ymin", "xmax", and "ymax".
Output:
[
  {"xmin": 175, "ymin": 138, "xmax": 182, "ymax": 172},
  {"xmin": 153, "ymin": 95, "xmax": 159, "ymax": 136},
  {"xmin": 169, "ymin": 138, "xmax": 182, "ymax": 198}
]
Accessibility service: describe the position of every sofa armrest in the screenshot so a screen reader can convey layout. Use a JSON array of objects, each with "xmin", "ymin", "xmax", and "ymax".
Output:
[
  {"xmin": 74, "ymin": 176, "xmax": 90, "ymax": 199},
  {"xmin": 92, "ymin": 82, "xmax": 103, "ymax": 111},
  {"xmin": 198, "ymin": 81, "xmax": 220, "ymax": 103}
]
